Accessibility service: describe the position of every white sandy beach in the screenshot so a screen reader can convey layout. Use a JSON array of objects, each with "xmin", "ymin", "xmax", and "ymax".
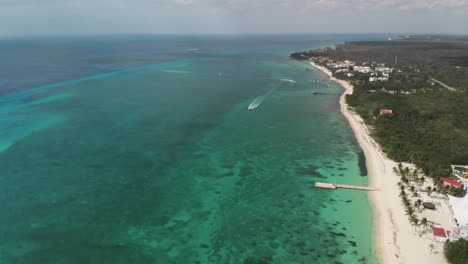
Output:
[{"xmin": 310, "ymin": 61, "xmax": 449, "ymax": 264}]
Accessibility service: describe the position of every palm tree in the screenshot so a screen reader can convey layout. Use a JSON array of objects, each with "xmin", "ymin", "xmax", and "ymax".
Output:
[
  {"xmin": 403, "ymin": 199, "xmax": 411, "ymax": 208},
  {"xmin": 420, "ymin": 176, "xmax": 425, "ymax": 185},
  {"xmin": 399, "ymin": 184, "xmax": 405, "ymax": 192},
  {"xmin": 399, "ymin": 190, "xmax": 406, "ymax": 197},
  {"xmin": 402, "ymin": 176, "xmax": 409, "ymax": 184},
  {"xmin": 426, "ymin": 186, "xmax": 432, "ymax": 196},
  {"xmin": 411, "ymin": 169, "xmax": 418, "ymax": 182},
  {"xmin": 429, "ymin": 243, "xmax": 435, "ymax": 253},
  {"xmin": 420, "ymin": 217, "xmax": 429, "ymax": 230},
  {"xmin": 415, "ymin": 199, "xmax": 422, "ymax": 211},
  {"xmin": 410, "ymin": 215, "xmax": 419, "ymax": 227},
  {"xmin": 404, "ymin": 167, "xmax": 410, "ymax": 177},
  {"xmin": 406, "ymin": 207, "xmax": 414, "ymax": 217}
]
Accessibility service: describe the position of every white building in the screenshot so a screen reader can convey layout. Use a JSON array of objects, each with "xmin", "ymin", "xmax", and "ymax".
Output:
[
  {"xmin": 353, "ymin": 66, "xmax": 373, "ymax": 73},
  {"xmin": 369, "ymin": 76, "xmax": 389, "ymax": 82},
  {"xmin": 333, "ymin": 61, "xmax": 353, "ymax": 69},
  {"xmin": 375, "ymin": 66, "xmax": 393, "ymax": 73},
  {"xmin": 451, "ymin": 165, "xmax": 468, "ymax": 188},
  {"xmin": 449, "ymin": 195, "xmax": 468, "ymax": 238},
  {"xmin": 344, "ymin": 60, "xmax": 356, "ymax": 66},
  {"xmin": 335, "ymin": 69, "xmax": 349, "ymax": 73}
]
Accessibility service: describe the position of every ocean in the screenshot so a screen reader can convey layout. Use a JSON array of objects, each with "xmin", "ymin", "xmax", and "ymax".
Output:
[{"xmin": 0, "ymin": 35, "xmax": 388, "ymax": 263}]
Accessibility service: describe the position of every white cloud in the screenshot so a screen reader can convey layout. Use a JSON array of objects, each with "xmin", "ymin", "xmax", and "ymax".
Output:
[
  {"xmin": 313, "ymin": 0, "xmax": 468, "ymax": 12},
  {"xmin": 0, "ymin": 0, "xmax": 467, "ymax": 35},
  {"xmin": 203, "ymin": 0, "xmax": 468, "ymax": 16}
]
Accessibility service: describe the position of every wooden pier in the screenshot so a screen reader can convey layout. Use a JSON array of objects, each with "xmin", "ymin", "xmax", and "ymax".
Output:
[{"xmin": 315, "ymin": 182, "xmax": 377, "ymax": 191}]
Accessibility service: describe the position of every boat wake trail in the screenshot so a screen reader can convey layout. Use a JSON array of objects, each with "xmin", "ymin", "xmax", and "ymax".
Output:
[
  {"xmin": 248, "ymin": 78, "xmax": 296, "ymax": 110},
  {"xmin": 279, "ymin": 78, "xmax": 296, "ymax": 83},
  {"xmin": 248, "ymin": 96, "xmax": 265, "ymax": 110},
  {"xmin": 248, "ymin": 88, "xmax": 276, "ymax": 110}
]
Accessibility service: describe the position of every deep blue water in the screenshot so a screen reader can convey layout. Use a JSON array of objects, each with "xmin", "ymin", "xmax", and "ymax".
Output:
[{"xmin": 0, "ymin": 34, "xmax": 392, "ymax": 95}]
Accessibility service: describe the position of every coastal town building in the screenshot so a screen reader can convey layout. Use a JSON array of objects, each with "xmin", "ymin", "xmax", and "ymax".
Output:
[
  {"xmin": 335, "ymin": 69, "xmax": 349, "ymax": 73},
  {"xmin": 379, "ymin": 109, "xmax": 393, "ymax": 115},
  {"xmin": 432, "ymin": 226, "xmax": 449, "ymax": 242},
  {"xmin": 369, "ymin": 76, "xmax": 389, "ymax": 82},
  {"xmin": 441, "ymin": 177, "xmax": 462, "ymax": 188},
  {"xmin": 353, "ymin": 66, "xmax": 373, "ymax": 73},
  {"xmin": 448, "ymin": 195, "xmax": 468, "ymax": 238},
  {"xmin": 326, "ymin": 60, "xmax": 355, "ymax": 70},
  {"xmin": 451, "ymin": 165, "xmax": 468, "ymax": 188},
  {"xmin": 375, "ymin": 66, "xmax": 393, "ymax": 74},
  {"xmin": 307, "ymin": 56, "xmax": 394, "ymax": 82},
  {"xmin": 446, "ymin": 167, "xmax": 468, "ymax": 239}
]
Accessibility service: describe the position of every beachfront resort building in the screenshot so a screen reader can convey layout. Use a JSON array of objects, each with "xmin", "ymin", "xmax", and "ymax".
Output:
[
  {"xmin": 451, "ymin": 165, "xmax": 468, "ymax": 188},
  {"xmin": 369, "ymin": 76, "xmax": 389, "ymax": 82},
  {"xmin": 379, "ymin": 109, "xmax": 393, "ymax": 116},
  {"xmin": 446, "ymin": 166, "xmax": 468, "ymax": 239},
  {"xmin": 432, "ymin": 226, "xmax": 449, "ymax": 242},
  {"xmin": 335, "ymin": 69, "xmax": 349, "ymax": 73},
  {"xmin": 308, "ymin": 56, "xmax": 394, "ymax": 81},
  {"xmin": 375, "ymin": 66, "xmax": 393, "ymax": 74},
  {"xmin": 441, "ymin": 177, "xmax": 463, "ymax": 189},
  {"xmin": 353, "ymin": 66, "xmax": 373, "ymax": 73},
  {"xmin": 449, "ymin": 195, "xmax": 468, "ymax": 238}
]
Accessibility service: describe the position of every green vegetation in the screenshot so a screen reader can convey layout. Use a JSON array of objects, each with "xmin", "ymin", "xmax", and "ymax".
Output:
[
  {"xmin": 347, "ymin": 89, "xmax": 468, "ymax": 177},
  {"xmin": 444, "ymin": 239, "xmax": 468, "ymax": 264},
  {"xmin": 292, "ymin": 36, "xmax": 468, "ymax": 178}
]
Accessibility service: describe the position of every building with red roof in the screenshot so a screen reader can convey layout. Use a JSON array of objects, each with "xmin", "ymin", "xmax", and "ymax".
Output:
[
  {"xmin": 441, "ymin": 177, "xmax": 462, "ymax": 188},
  {"xmin": 379, "ymin": 109, "xmax": 393, "ymax": 115},
  {"xmin": 432, "ymin": 226, "xmax": 448, "ymax": 242}
]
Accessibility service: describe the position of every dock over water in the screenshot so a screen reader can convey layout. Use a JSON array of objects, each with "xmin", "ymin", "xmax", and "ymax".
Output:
[{"xmin": 314, "ymin": 182, "xmax": 377, "ymax": 191}]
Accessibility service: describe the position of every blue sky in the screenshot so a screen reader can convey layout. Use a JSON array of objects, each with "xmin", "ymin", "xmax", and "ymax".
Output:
[{"xmin": 1, "ymin": 0, "xmax": 468, "ymax": 35}]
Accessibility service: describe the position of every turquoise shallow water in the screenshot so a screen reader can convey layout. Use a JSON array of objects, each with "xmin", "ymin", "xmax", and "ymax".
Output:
[{"xmin": 0, "ymin": 36, "xmax": 376, "ymax": 263}]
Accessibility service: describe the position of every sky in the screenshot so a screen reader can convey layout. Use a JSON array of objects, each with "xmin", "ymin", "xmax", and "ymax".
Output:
[{"xmin": 1, "ymin": 0, "xmax": 468, "ymax": 35}]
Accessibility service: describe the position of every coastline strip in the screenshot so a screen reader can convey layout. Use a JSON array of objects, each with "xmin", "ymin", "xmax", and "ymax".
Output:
[{"xmin": 308, "ymin": 61, "xmax": 448, "ymax": 264}]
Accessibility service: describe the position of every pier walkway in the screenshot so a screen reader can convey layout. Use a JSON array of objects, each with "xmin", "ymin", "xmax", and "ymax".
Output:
[{"xmin": 315, "ymin": 182, "xmax": 377, "ymax": 191}]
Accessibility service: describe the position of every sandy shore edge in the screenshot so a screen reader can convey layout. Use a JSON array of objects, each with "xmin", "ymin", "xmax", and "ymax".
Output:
[{"xmin": 309, "ymin": 61, "xmax": 447, "ymax": 264}]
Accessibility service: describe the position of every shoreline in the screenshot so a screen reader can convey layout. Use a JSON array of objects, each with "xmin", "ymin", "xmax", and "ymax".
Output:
[{"xmin": 309, "ymin": 61, "xmax": 448, "ymax": 264}]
